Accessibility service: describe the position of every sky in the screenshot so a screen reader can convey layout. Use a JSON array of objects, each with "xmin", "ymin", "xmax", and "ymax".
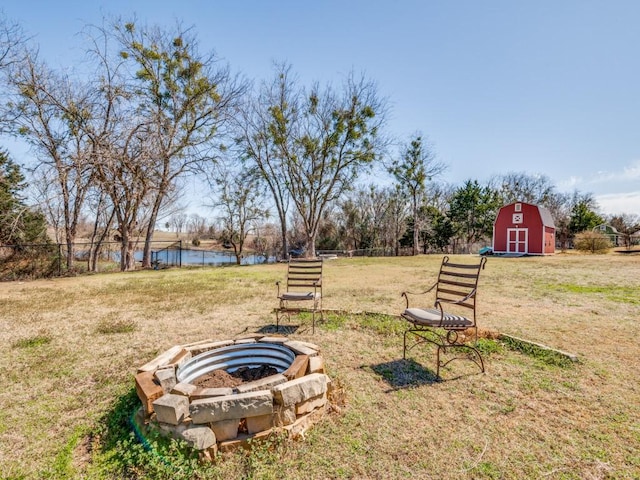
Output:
[{"xmin": 2, "ymin": 0, "xmax": 640, "ymax": 216}]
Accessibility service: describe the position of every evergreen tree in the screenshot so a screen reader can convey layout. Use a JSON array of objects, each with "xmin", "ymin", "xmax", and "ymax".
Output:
[
  {"xmin": 0, "ymin": 149, "xmax": 48, "ymax": 246},
  {"xmin": 569, "ymin": 199, "xmax": 603, "ymax": 235},
  {"xmin": 448, "ymin": 180, "xmax": 501, "ymax": 252}
]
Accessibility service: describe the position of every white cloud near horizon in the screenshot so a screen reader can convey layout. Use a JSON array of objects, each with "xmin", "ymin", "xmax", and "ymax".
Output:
[
  {"xmin": 556, "ymin": 159, "xmax": 640, "ymax": 215},
  {"xmin": 559, "ymin": 160, "xmax": 640, "ymax": 189},
  {"xmin": 595, "ymin": 191, "xmax": 640, "ymax": 216}
]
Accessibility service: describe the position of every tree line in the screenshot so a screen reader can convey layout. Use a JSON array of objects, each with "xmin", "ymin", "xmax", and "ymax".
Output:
[{"xmin": 0, "ymin": 14, "xmax": 637, "ymax": 273}]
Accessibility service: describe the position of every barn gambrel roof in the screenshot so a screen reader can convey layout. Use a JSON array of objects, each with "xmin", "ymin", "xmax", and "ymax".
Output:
[
  {"xmin": 501, "ymin": 201, "xmax": 556, "ymax": 229},
  {"xmin": 537, "ymin": 205, "xmax": 555, "ymax": 229}
]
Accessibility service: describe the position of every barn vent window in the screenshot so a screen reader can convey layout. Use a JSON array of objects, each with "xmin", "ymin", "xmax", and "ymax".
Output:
[{"xmin": 515, "ymin": 203, "xmax": 522, "ymax": 212}]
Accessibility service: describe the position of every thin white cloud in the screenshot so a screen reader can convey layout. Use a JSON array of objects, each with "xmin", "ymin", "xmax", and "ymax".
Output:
[
  {"xmin": 595, "ymin": 191, "xmax": 640, "ymax": 216},
  {"xmin": 622, "ymin": 160, "xmax": 640, "ymax": 179},
  {"xmin": 555, "ymin": 160, "xmax": 640, "ymax": 215},
  {"xmin": 585, "ymin": 160, "xmax": 640, "ymax": 186}
]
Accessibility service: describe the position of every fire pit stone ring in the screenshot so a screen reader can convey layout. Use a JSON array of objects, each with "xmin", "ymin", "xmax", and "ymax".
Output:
[{"xmin": 134, "ymin": 335, "xmax": 332, "ymax": 458}]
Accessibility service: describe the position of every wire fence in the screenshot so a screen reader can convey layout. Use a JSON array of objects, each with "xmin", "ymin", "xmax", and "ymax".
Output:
[
  {"xmin": 0, "ymin": 240, "xmax": 276, "ymax": 281},
  {"xmin": 316, "ymin": 247, "xmax": 415, "ymax": 258},
  {"xmin": 0, "ymin": 241, "xmax": 420, "ymax": 281}
]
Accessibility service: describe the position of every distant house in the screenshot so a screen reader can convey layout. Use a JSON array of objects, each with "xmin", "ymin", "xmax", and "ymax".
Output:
[
  {"xmin": 593, "ymin": 224, "xmax": 621, "ymax": 247},
  {"xmin": 492, "ymin": 201, "xmax": 555, "ymax": 255}
]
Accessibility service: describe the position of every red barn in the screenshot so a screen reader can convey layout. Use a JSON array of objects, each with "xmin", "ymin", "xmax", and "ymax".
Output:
[{"xmin": 492, "ymin": 201, "xmax": 555, "ymax": 255}]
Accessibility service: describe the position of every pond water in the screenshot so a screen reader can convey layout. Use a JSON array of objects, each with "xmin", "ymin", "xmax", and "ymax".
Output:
[{"xmin": 147, "ymin": 248, "xmax": 273, "ymax": 267}]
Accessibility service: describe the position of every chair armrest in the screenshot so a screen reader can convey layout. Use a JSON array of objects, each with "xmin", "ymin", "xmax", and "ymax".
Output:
[{"xmin": 401, "ymin": 282, "xmax": 437, "ymax": 309}]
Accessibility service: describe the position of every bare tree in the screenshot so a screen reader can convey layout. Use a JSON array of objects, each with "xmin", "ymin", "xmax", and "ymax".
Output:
[
  {"xmin": 387, "ymin": 186, "xmax": 410, "ymax": 255},
  {"xmin": 211, "ymin": 163, "xmax": 268, "ymax": 264},
  {"xmin": 544, "ymin": 191, "xmax": 571, "ymax": 251},
  {"xmin": 187, "ymin": 213, "xmax": 208, "ymax": 239},
  {"xmin": 252, "ymin": 221, "xmax": 279, "ymax": 259},
  {"xmin": 388, "ymin": 134, "xmax": 445, "ymax": 255},
  {"xmin": 262, "ymin": 66, "xmax": 387, "ymax": 257},
  {"xmin": 169, "ymin": 213, "xmax": 188, "ymax": 237},
  {"xmin": 29, "ymin": 166, "xmax": 64, "ymax": 243},
  {"xmin": 338, "ymin": 184, "xmax": 394, "ymax": 252},
  {"xmin": 0, "ymin": 13, "xmax": 25, "ymax": 70},
  {"xmin": 112, "ymin": 20, "xmax": 247, "ymax": 267},
  {"xmin": 0, "ymin": 13, "xmax": 27, "ymax": 134},
  {"xmin": 340, "ymin": 185, "xmax": 409, "ymax": 256},
  {"xmin": 84, "ymin": 189, "xmax": 115, "ymax": 272},
  {"xmin": 235, "ymin": 63, "xmax": 293, "ymax": 259},
  {"xmin": 94, "ymin": 123, "xmax": 153, "ymax": 271},
  {"xmin": 8, "ymin": 52, "xmax": 96, "ymax": 270},
  {"xmin": 495, "ymin": 172, "xmax": 557, "ymax": 206}
]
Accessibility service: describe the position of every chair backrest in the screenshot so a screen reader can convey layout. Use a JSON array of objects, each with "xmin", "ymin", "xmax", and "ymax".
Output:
[
  {"xmin": 435, "ymin": 256, "xmax": 486, "ymax": 318},
  {"xmin": 286, "ymin": 258, "xmax": 323, "ymax": 292}
]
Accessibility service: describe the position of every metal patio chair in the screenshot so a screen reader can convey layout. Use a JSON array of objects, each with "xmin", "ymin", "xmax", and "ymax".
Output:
[
  {"xmin": 401, "ymin": 255, "xmax": 487, "ymax": 378},
  {"xmin": 276, "ymin": 258, "xmax": 323, "ymax": 333}
]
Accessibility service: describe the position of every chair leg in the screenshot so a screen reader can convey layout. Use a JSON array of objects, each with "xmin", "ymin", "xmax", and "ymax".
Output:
[
  {"xmin": 404, "ymin": 329, "xmax": 439, "ymax": 361},
  {"xmin": 436, "ymin": 343, "xmax": 485, "ymax": 377},
  {"xmin": 403, "ymin": 329, "xmax": 411, "ymax": 359},
  {"xmin": 275, "ymin": 305, "xmax": 290, "ymax": 333},
  {"xmin": 404, "ymin": 327, "xmax": 484, "ymax": 378}
]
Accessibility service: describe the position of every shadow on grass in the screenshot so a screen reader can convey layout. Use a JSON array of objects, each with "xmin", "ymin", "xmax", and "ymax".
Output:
[
  {"xmin": 370, "ymin": 359, "xmax": 439, "ymax": 391},
  {"xmin": 255, "ymin": 324, "xmax": 300, "ymax": 335}
]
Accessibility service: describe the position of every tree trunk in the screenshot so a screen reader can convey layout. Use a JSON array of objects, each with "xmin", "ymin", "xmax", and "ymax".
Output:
[
  {"xmin": 412, "ymin": 202, "xmax": 419, "ymax": 256},
  {"xmin": 119, "ymin": 231, "xmax": 137, "ymax": 271},
  {"xmin": 305, "ymin": 230, "xmax": 317, "ymax": 258},
  {"xmin": 142, "ymin": 189, "xmax": 164, "ymax": 268},
  {"xmin": 89, "ymin": 213, "xmax": 115, "ymax": 272},
  {"xmin": 278, "ymin": 210, "xmax": 288, "ymax": 261},
  {"xmin": 65, "ymin": 229, "xmax": 74, "ymax": 272}
]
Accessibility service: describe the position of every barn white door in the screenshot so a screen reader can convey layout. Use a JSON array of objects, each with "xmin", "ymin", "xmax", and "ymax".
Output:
[{"xmin": 507, "ymin": 228, "xmax": 528, "ymax": 253}]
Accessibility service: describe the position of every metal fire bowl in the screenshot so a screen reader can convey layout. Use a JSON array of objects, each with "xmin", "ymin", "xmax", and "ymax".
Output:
[{"xmin": 177, "ymin": 342, "xmax": 296, "ymax": 385}]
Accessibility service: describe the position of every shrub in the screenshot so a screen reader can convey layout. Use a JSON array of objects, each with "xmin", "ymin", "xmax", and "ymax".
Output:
[{"xmin": 573, "ymin": 230, "xmax": 611, "ymax": 253}]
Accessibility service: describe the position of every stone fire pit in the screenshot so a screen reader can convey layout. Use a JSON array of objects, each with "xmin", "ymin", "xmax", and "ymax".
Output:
[{"xmin": 134, "ymin": 335, "xmax": 332, "ymax": 459}]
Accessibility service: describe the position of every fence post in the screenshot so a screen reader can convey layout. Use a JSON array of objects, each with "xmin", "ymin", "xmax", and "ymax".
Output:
[{"xmin": 179, "ymin": 240, "xmax": 182, "ymax": 268}]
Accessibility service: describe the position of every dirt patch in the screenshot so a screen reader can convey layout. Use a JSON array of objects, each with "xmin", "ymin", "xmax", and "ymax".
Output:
[
  {"xmin": 72, "ymin": 433, "xmax": 94, "ymax": 474},
  {"xmin": 193, "ymin": 365, "xmax": 279, "ymax": 389}
]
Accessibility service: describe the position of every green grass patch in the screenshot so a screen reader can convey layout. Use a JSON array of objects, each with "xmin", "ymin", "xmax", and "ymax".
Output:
[
  {"xmin": 321, "ymin": 312, "xmax": 348, "ymax": 331},
  {"xmin": 42, "ymin": 426, "xmax": 86, "ymax": 479},
  {"xmin": 544, "ymin": 283, "xmax": 640, "ymax": 304},
  {"xmin": 12, "ymin": 332, "xmax": 52, "ymax": 349},
  {"xmin": 475, "ymin": 338, "xmax": 503, "ymax": 355},
  {"xmin": 356, "ymin": 312, "xmax": 405, "ymax": 336},
  {"xmin": 95, "ymin": 318, "xmax": 137, "ymax": 335},
  {"xmin": 500, "ymin": 335, "xmax": 576, "ymax": 368},
  {"xmin": 87, "ymin": 389, "xmax": 207, "ymax": 479}
]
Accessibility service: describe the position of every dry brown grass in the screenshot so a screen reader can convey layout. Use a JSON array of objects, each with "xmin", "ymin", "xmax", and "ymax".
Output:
[{"xmin": 1, "ymin": 254, "xmax": 639, "ymax": 479}]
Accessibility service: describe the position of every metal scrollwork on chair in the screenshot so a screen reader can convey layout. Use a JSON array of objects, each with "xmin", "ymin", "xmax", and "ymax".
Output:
[{"xmin": 401, "ymin": 256, "xmax": 487, "ymax": 379}]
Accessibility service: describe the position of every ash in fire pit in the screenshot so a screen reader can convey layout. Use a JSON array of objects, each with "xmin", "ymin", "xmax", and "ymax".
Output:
[{"xmin": 194, "ymin": 365, "xmax": 279, "ymax": 389}]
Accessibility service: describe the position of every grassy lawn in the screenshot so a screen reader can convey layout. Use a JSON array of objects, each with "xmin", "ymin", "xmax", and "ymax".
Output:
[{"xmin": 1, "ymin": 254, "xmax": 639, "ymax": 479}]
